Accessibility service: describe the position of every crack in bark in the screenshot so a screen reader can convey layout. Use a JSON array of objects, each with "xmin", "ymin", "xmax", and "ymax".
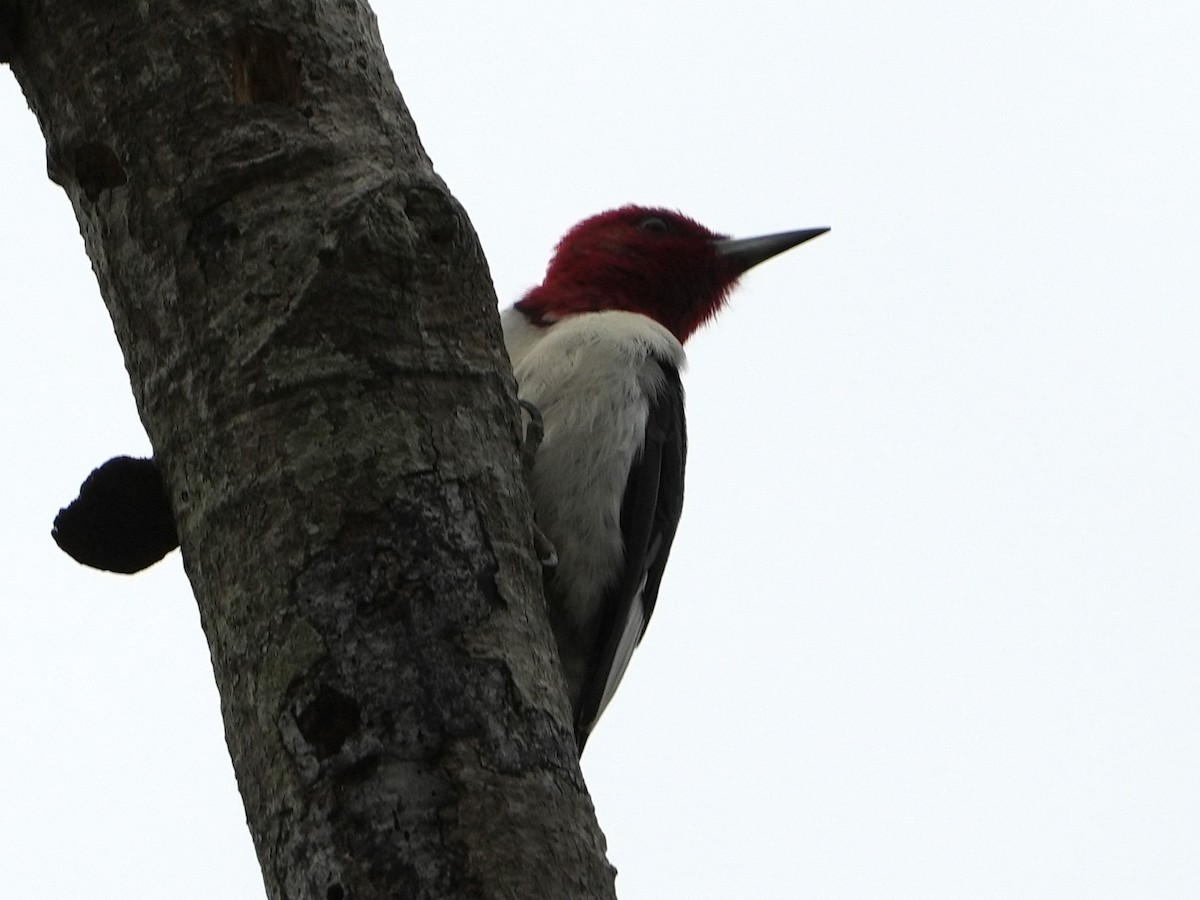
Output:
[{"xmin": 228, "ymin": 25, "xmax": 303, "ymax": 106}]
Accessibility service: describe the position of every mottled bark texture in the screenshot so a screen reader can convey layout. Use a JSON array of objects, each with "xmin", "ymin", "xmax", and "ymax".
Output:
[{"xmin": 6, "ymin": 2, "xmax": 617, "ymax": 898}]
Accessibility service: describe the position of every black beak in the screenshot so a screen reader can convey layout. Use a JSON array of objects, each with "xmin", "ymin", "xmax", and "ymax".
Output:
[{"xmin": 714, "ymin": 226, "xmax": 829, "ymax": 274}]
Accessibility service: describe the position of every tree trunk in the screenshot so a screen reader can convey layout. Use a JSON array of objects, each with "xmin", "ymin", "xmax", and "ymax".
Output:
[{"xmin": 4, "ymin": 2, "xmax": 616, "ymax": 897}]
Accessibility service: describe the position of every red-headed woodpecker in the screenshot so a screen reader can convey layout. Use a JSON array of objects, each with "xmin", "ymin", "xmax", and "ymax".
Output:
[
  {"xmin": 502, "ymin": 206, "xmax": 828, "ymax": 750},
  {"xmin": 51, "ymin": 205, "xmax": 827, "ymax": 755}
]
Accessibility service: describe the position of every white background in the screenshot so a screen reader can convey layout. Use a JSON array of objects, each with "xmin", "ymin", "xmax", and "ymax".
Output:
[{"xmin": 3, "ymin": 3, "xmax": 1198, "ymax": 897}]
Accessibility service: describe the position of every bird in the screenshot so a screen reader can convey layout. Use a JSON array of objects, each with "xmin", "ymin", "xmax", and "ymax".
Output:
[
  {"xmin": 502, "ymin": 206, "xmax": 827, "ymax": 750},
  {"xmin": 51, "ymin": 204, "xmax": 828, "ymax": 753}
]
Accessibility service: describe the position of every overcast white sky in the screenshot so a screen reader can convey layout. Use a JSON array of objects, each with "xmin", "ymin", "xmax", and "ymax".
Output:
[{"xmin": 3, "ymin": 3, "xmax": 1198, "ymax": 897}]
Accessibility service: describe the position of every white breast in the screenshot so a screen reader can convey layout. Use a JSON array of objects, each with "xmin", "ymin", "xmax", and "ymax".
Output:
[{"xmin": 500, "ymin": 306, "xmax": 686, "ymax": 639}]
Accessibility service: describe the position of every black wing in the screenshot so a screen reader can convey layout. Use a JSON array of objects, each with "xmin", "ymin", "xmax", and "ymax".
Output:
[
  {"xmin": 575, "ymin": 362, "xmax": 687, "ymax": 750},
  {"xmin": 52, "ymin": 456, "xmax": 179, "ymax": 573}
]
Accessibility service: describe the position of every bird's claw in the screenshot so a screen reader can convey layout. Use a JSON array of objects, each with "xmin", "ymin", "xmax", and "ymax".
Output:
[
  {"xmin": 518, "ymin": 399, "xmax": 558, "ymax": 570},
  {"xmin": 534, "ymin": 524, "xmax": 559, "ymax": 571},
  {"xmin": 519, "ymin": 399, "xmax": 544, "ymax": 474}
]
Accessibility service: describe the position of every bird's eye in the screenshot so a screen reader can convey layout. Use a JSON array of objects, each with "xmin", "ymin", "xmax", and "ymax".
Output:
[{"xmin": 638, "ymin": 216, "xmax": 670, "ymax": 234}]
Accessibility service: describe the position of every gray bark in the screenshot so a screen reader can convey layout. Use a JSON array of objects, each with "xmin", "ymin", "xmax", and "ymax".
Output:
[{"xmin": 4, "ymin": 2, "xmax": 616, "ymax": 897}]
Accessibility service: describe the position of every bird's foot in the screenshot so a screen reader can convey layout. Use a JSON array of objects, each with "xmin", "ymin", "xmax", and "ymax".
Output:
[
  {"xmin": 533, "ymin": 523, "xmax": 559, "ymax": 570},
  {"xmin": 519, "ymin": 399, "xmax": 544, "ymax": 474},
  {"xmin": 518, "ymin": 400, "xmax": 558, "ymax": 570}
]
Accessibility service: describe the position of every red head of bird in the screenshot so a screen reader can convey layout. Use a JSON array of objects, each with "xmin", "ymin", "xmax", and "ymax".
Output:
[{"xmin": 516, "ymin": 205, "xmax": 828, "ymax": 343}]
